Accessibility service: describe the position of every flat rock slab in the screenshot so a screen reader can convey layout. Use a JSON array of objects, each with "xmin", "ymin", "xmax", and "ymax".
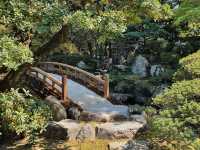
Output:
[
  {"xmin": 96, "ymin": 121, "xmax": 145, "ymax": 140},
  {"xmin": 80, "ymin": 111, "xmax": 128, "ymax": 122},
  {"xmin": 108, "ymin": 141, "xmax": 128, "ymax": 150},
  {"xmin": 51, "ymin": 74, "xmax": 129, "ymax": 121},
  {"xmin": 108, "ymin": 140, "xmax": 149, "ymax": 150}
]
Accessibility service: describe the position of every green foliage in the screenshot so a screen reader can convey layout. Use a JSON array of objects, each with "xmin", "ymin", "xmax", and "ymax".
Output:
[
  {"xmin": 0, "ymin": 89, "xmax": 52, "ymax": 143},
  {"xmin": 0, "ymin": 0, "xmax": 68, "ymax": 50},
  {"xmin": 0, "ymin": 0, "xmax": 67, "ymax": 32},
  {"xmin": 97, "ymin": 10, "xmax": 127, "ymax": 43},
  {"xmin": 110, "ymin": 0, "xmax": 173, "ymax": 22},
  {"xmin": 0, "ymin": 0, "xmax": 174, "ymax": 62},
  {"xmin": 146, "ymin": 79, "xmax": 200, "ymax": 149},
  {"xmin": 174, "ymin": 50, "xmax": 200, "ymax": 80},
  {"xmin": 67, "ymin": 11, "xmax": 96, "ymax": 32},
  {"xmin": 67, "ymin": 10, "xmax": 127, "ymax": 44},
  {"xmin": 48, "ymin": 52, "xmax": 97, "ymax": 71},
  {"xmin": 0, "ymin": 36, "xmax": 33, "ymax": 70},
  {"xmin": 140, "ymin": 0, "xmax": 173, "ymax": 21},
  {"xmin": 146, "ymin": 48, "xmax": 200, "ymax": 149},
  {"xmin": 174, "ymin": 0, "xmax": 200, "ymax": 37},
  {"xmin": 66, "ymin": 0, "xmax": 173, "ymax": 53}
]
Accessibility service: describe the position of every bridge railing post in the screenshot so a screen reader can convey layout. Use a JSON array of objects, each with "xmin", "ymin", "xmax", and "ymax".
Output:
[
  {"xmin": 62, "ymin": 75, "xmax": 68, "ymax": 104},
  {"xmin": 103, "ymin": 74, "xmax": 109, "ymax": 99}
]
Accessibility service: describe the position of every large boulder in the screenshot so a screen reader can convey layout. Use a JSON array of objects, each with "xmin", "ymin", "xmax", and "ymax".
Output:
[
  {"xmin": 110, "ymin": 93, "xmax": 133, "ymax": 105},
  {"xmin": 45, "ymin": 119, "xmax": 81, "ymax": 140},
  {"xmin": 131, "ymin": 55, "xmax": 149, "ymax": 77},
  {"xmin": 76, "ymin": 124, "xmax": 95, "ymax": 141},
  {"xmin": 45, "ymin": 95, "xmax": 67, "ymax": 121},
  {"xmin": 67, "ymin": 107, "xmax": 81, "ymax": 120},
  {"xmin": 96, "ymin": 121, "xmax": 145, "ymax": 140}
]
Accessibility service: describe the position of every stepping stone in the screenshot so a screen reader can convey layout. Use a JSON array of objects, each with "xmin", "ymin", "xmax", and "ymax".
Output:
[
  {"xmin": 80, "ymin": 111, "xmax": 128, "ymax": 122},
  {"xmin": 96, "ymin": 121, "xmax": 145, "ymax": 140}
]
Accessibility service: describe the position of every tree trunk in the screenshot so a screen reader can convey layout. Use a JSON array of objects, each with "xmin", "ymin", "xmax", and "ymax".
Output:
[
  {"xmin": 0, "ymin": 24, "xmax": 71, "ymax": 91},
  {"xmin": 0, "ymin": 63, "xmax": 31, "ymax": 91},
  {"xmin": 34, "ymin": 25, "xmax": 70, "ymax": 59}
]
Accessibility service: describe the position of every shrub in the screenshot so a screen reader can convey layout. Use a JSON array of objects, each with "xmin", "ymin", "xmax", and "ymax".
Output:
[
  {"xmin": 174, "ymin": 50, "xmax": 200, "ymax": 80},
  {"xmin": 0, "ymin": 89, "xmax": 52, "ymax": 143},
  {"xmin": 0, "ymin": 36, "xmax": 33, "ymax": 70},
  {"xmin": 146, "ymin": 79, "xmax": 200, "ymax": 149}
]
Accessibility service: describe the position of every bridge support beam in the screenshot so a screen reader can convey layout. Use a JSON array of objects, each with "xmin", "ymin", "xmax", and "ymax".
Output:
[
  {"xmin": 103, "ymin": 74, "xmax": 110, "ymax": 99},
  {"xmin": 62, "ymin": 75, "xmax": 68, "ymax": 105}
]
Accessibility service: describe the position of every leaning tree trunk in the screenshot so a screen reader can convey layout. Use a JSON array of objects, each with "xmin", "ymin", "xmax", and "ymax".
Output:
[
  {"xmin": 0, "ymin": 63, "xmax": 31, "ymax": 91},
  {"xmin": 0, "ymin": 25, "xmax": 71, "ymax": 91},
  {"xmin": 34, "ymin": 25, "xmax": 69, "ymax": 59}
]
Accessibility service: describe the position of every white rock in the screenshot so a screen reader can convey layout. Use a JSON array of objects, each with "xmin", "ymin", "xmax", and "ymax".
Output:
[
  {"xmin": 77, "ymin": 61, "xmax": 87, "ymax": 69},
  {"xmin": 131, "ymin": 55, "xmax": 149, "ymax": 77},
  {"xmin": 150, "ymin": 65, "xmax": 164, "ymax": 77}
]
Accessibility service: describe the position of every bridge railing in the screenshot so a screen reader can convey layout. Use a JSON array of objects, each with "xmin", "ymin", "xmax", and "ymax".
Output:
[
  {"xmin": 27, "ymin": 67, "xmax": 63, "ymax": 98},
  {"xmin": 37, "ymin": 62, "xmax": 109, "ymax": 98}
]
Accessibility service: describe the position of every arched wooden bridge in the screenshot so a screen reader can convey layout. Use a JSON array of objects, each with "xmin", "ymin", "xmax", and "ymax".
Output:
[
  {"xmin": 26, "ymin": 62, "xmax": 109, "ymax": 105},
  {"xmin": 26, "ymin": 62, "xmax": 128, "ymax": 118}
]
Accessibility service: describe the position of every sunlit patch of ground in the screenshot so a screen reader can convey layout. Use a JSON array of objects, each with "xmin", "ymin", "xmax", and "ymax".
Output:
[{"xmin": 0, "ymin": 137, "xmax": 128, "ymax": 150}]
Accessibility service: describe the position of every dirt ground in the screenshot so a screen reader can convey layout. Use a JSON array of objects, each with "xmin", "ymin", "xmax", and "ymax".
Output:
[{"xmin": 0, "ymin": 137, "xmax": 121, "ymax": 150}]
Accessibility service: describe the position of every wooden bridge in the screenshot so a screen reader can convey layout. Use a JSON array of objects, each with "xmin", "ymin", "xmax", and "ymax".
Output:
[
  {"xmin": 26, "ymin": 61, "xmax": 129, "ymax": 119},
  {"xmin": 26, "ymin": 62, "xmax": 109, "ymax": 106}
]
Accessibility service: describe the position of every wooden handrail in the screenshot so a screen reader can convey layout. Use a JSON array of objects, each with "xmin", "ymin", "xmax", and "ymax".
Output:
[
  {"xmin": 37, "ymin": 62, "xmax": 110, "ymax": 98},
  {"xmin": 38, "ymin": 62, "xmax": 104, "ymax": 82},
  {"xmin": 28, "ymin": 67, "xmax": 62, "ymax": 87},
  {"xmin": 27, "ymin": 67, "xmax": 69, "ymax": 102}
]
